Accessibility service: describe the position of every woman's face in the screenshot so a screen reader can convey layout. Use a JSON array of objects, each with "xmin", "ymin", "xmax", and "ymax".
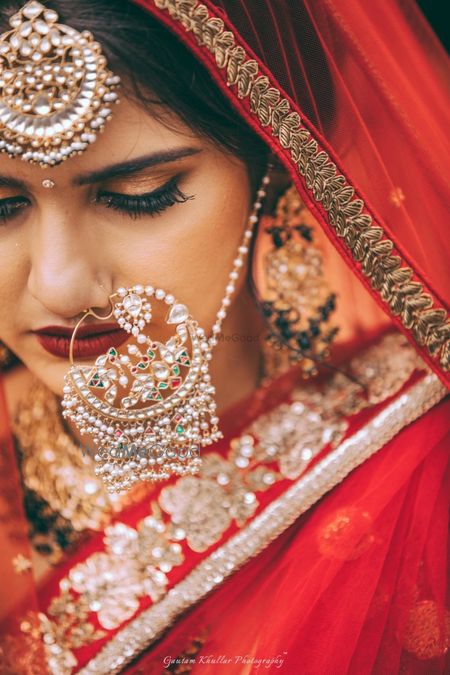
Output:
[{"xmin": 0, "ymin": 96, "xmax": 253, "ymax": 395}]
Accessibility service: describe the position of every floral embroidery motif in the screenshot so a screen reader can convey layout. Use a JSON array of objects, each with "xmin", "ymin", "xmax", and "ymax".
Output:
[
  {"xmin": 159, "ymin": 454, "xmax": 260, "ymax": 552},
  {"xmin": 57, "ymin": 504, "xmax": 183, "ymax": 631},
  {"xmin": 316, "ymin": 507, "xmax": 377, "ymax": 561},
  {"xmin": 399, "ymin": 599, "xmax": 450, "ymax": 660},
  {"xmin": 12, "ymin": 553, "xmax": 32, "ymax": 574}
]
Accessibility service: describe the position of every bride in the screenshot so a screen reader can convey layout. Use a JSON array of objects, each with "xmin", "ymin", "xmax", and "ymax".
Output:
[{"xmin": 0, "ymin": 1, "xmax": 448, "ymax": 673}]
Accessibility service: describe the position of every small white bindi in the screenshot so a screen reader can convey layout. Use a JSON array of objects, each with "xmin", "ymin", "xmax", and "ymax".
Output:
[{"xmin": 42, "ymin": 179, "xmax": 55, "ymax": 189}]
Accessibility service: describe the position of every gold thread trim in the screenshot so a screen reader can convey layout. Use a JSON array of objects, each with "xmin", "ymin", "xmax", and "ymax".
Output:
[
  {"xmin": 152, "ymin": 0, "xmax": 449, "ymax": 373},
  {"xmin": 79, "ymin": 372, "xmax": 446, "ymax": 674}
]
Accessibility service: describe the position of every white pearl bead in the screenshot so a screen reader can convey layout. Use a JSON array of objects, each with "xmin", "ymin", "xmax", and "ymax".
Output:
[
  {"xmin": 238, "ymin": 246, "xmax": 248, "ymax": 254},
  {"xmin": 145, "ymin": 285, "xmax": 154, "ymax": 295},
  {"xmin": 155, "ymin": 288, "xmax": 165, "ymax": 300},
  {"xmin": 117, "ymin": 287, "xmax": 127, "ymax": 297},
  {"xmin": 226, "ymin": 284, "xmax": 234, "ymax": 293},
  {"xmin": 134, "ymin": 284, "xmax": 144, "ymax": 294},
  {"xmin": 137, "ymin": 334, "xmax": 147, "ymax": 344},
  {"xmin": 234, "ymin": 259, "xmax": 243, "ymax": 267}
]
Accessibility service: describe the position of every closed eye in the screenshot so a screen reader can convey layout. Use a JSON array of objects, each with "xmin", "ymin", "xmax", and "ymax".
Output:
[{"xmin": 96, "ymin": 175, "xmax": 195, "ymax": 219}]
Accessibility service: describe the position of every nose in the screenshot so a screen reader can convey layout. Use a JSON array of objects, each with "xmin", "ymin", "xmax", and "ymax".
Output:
[{"xmin": 27, "ymin": 212, "xmax": 111, "ymax": 319}]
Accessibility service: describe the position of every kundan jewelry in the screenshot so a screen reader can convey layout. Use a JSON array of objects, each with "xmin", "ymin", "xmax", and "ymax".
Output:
[
  {"xmin": 0, "ymin": 0, "xmax": 120, "ymax": 166},
  {"xmin": 62, "ymin": 172, "xmax": 271, "ymax": 493},
  {"xmin": 259, "ymin": 184, "xmax": 338, "ymax": 379}
]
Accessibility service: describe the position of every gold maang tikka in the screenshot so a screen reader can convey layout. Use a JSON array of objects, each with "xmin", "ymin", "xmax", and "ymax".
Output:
[
  {"xmin": 0, "ymin": 1, "xmax": 120, "ymax": 166},
  {"xmin": 62, "ymin": 173, "xmax": 271, "ymax": 494}
]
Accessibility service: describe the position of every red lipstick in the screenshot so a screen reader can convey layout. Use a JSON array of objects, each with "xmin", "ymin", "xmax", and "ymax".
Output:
[{"xmin": 33, "ymin": 323, "xmax": 129, "ymax": 359}]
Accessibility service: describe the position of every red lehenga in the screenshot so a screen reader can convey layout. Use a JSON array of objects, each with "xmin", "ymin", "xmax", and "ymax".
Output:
[
  {"xmin": 0, "ymin": 0, "xmax": 449, "ymax": 674},
  {"xmin": 0, "ymin": 331, "xmax": 448, "ymax": 674}
]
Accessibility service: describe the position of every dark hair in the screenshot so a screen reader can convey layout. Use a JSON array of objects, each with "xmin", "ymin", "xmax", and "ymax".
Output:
[{"xmin": 0, "ymin": 0, "xmax": 270, "ymax": 197}]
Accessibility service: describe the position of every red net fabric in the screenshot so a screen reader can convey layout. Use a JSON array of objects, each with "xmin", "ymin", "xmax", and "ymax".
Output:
[{"xmin": 134, "ymin": 0, "xmax": 450, "ymax": 383}]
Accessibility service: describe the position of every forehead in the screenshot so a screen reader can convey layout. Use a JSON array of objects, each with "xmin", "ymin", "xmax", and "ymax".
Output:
[{"xmin": 0, "ymin": 95, "xmax": 199, "ymax": 184}]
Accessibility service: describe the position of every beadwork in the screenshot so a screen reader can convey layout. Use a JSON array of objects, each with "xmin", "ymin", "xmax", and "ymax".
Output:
[
  {"xmin": 0, "ymin": 1, "xmax": 120, "ymax": 166},
  {"xmin": 62, "ymin": 287, "xmax": 219, "ymax": 492}
]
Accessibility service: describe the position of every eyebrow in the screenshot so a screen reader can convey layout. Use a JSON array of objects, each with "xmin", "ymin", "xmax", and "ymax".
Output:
[
  {"xmin": 0, "ymin": 176, "xmax": 28, "ymax": 191},
  {"xmin": 74, "ymin": 146, "xmax": 202, "ymax": 185}
]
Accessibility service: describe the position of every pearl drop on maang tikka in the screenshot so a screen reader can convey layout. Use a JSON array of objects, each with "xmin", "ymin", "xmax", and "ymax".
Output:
[{"xmin": 61, "ymin": 173, "xmax": 271, "ymax": 493}]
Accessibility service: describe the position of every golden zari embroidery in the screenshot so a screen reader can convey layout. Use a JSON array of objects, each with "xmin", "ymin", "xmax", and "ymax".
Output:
[
  {"xmin": 21, "ymin": 334, "xmax": 440, "ymax": 674},
  {"xmin": 152, "ymin": 0, "xmax": 449, "ymax": 374}
]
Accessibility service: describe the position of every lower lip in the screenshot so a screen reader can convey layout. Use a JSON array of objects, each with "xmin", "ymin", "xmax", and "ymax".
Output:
[{"xmin": 35, "ymin": 329, "xmax": 129, "ymax": 359}]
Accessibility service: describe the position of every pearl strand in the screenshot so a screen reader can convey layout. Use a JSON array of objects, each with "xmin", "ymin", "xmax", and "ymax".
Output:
[{"xmin": 208, "ymin": 172, "xmax": 271, "ymax": 348}]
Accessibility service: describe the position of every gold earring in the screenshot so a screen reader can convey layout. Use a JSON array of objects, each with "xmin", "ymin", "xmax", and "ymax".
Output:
[
  {"xmin": 259, "ymin": 184, "xmax": 338, "ymax": 380},
  {"xmin": 0, "ymin": 340, "xmax": 16, "ymax": 370}
]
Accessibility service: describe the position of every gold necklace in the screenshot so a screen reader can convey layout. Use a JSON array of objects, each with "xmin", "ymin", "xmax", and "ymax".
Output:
[{"xmin": 11, "ymin": 375, "xmax": 149, "ymax": 536}]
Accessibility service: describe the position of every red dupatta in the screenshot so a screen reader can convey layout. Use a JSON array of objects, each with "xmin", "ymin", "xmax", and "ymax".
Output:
[
  {"xmin": 131, "ymin": 0, "xmax": 450, "ymax": 385},
  {"xmin": 0, "ymin": 332, "xmax": 448, "ymax": 674}
]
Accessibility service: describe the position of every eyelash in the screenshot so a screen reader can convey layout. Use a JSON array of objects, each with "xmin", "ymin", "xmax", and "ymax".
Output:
[
  {"xmin": 0, "ymin": 196, "xmax": 30, "ymax": 223},
  {"xmin": 0, "ymin": 176, "xmax": 194, "ymax": 224},
  {"xmin": 96, "ymin": 176, "xmax": 194, "ymax": 219}
]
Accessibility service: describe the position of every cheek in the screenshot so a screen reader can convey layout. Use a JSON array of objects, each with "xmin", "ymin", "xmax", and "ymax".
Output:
[
  {"xmin": 106, "ymin": 165, "xmax": 250, "ymax": 328},
  {"xmin": 0, "ymin": 234, "xmax": 28, "ymax": 338}
]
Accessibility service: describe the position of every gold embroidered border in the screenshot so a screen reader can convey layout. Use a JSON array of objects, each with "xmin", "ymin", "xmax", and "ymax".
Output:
[
  {"xmin": 149, "ymin": 0, "xmax": 449, "ymax": 374},
  {"xmin": 79, "ymin": 372, "xmax": 447, "ymax": 674}
]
